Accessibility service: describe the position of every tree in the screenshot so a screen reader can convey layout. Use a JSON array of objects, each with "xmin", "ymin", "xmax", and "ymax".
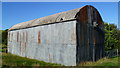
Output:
[
  {"xmin": 104, "ymin": 23, "xmax": 120, "ymax": 50},
  {"xmin": 1, "ymin": 29, "xmax": 8, "ymax": 45}
]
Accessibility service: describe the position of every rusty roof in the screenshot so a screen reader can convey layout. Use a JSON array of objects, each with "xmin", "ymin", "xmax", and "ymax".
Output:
[{"xmin": 9, "ymin": 5, "xmax": 103, "ymax": 31}]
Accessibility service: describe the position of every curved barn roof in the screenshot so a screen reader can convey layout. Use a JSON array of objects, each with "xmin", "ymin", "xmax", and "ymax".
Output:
[{"xmin": 9, "ymin": 5, "xmax": 103, "ymax": 31}]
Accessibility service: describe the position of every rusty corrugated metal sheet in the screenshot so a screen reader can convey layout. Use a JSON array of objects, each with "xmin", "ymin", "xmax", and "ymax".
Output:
[
  {"xmin": 38, "ymin": 31, "xmax": 41, "ymax": 44},
  {"xmin": 76, "ymin": 5, "xmax": 104, "ymax": 27},
  {"xmin": 8, "ymin": 20, "xmax": 77, "ymax": 66},
  {"xmin": 76, "ymin": 5, "xmax": 104, "ymax": 63}
]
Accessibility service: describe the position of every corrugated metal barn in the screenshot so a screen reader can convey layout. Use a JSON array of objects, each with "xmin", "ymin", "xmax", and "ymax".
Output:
[{"xmin": 8, "ymin": 5, "xmax": 104, "ymax": 66}]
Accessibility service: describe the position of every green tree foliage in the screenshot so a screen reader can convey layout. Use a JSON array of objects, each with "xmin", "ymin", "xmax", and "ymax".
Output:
[
  {"xmin": 0, "ymin": 29, "xmax": 8, "ymax": 45},
  {"xmin": 0, "ymin": 30, "xmax": 2, "ymax": 43},
  {"xmin": 104, "ymin": 23, "xmax": 120, "ymax": 50}
]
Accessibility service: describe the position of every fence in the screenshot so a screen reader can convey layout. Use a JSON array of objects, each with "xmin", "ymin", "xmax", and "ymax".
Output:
[{"xmin": 105, "ymin": 49, "xmax": 119, "ymax": 58}]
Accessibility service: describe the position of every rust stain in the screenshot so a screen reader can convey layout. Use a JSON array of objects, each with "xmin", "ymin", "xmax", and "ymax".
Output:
[
  {"xmin": 8, "ymin": 32, "xmax": 10, "ymax": 41},
  {"xmin": 71, "ymin": 29, "xmax": 76, "ymax": 41},
  {"xmin": 21, "ymin": 33, "xmax": 22, "ymax": 43},
  {"xmin": 23, "ymin": 32, "xmax": 24, "ymax": 42},
  {"xmin": 25, "ymin": 42, "xmax": 26, "ymax": 50},
  {"xmin": 95, "ymin": 8, "xmax": 104, "ymax": 26},
  {"xmin": 46, "ymin": 40, "xmax": 49, "ymax": 44},
  {"xmin": 26, "ymin": 32, "xmax": 28, "ymax": 43},
  {"xmin": 91, "ymin": 8, "xmax": 94, "ymax": 25},
  {"xmin": 21, "ymin": 43, "xmax": 23, "ymax": 55},
  {"xmin": 93, "ymin": 36, "xmax": 96, "ymax": 46},
  {"xmin": 11, "ymin": 33, "xmax": 13, "ymax": 41},
  {"xmin": 91, "ymin": 6, "xmax": 103, "ymax": 26},
  {"xmin": 20, "ymin": 33, "xmax": 21, "ymax": 54},
  {"xmin": 42, "ymin": 20, "xmax": 48, "ymax": 24},
  {"xmin": 49, "ymin": 54, "xmax": 52, "ymax": 62},
  {"xmin": 20, "ymin": 42, "xmax": 21, "ymax": 54},
  {"xmin": 17, "ymin": 32, "xmax": 19, "ymax": 42},
  {"xmin": 76, "ymin": 5, "xmax": 88, "ymax": 24},
  {"xmin": 76, "ymin": 5, "xmax": 104, "ymax": 26},
  {"xmin": 80, "ymin": 23, "xmax": 84, "ymax": 46},
  {"xmin": 38, "ymin": 31, "xmax": 41, "ymax": 44},
  {"xmin": 20, "ymin": 32, "xmax": 26, "ymax": 53},
  {"xmin": 22, "ymin": 42, "xmax": 26, "ymax": 52}
]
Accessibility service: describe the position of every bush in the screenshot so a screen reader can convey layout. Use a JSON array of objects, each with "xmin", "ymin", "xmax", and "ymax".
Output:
[
  {"xmin": 104, "ymin": 23, "xmax": 120, "ymax": 50},
  {"xmin": 0, "ymin": 44, "xmax": 7, "ymax": 53}
]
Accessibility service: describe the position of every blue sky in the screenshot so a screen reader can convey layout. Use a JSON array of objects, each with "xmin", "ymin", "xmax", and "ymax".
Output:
[
  {"xmin": 2, "ymin": 0, "xmax": 120, "ymax": 2},
  {"xmin": 2, "ymin": 2, "xmax": 118, "ymax": 30}
]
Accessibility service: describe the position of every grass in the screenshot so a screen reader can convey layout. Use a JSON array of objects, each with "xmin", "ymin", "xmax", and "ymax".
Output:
[
  {"xmin": 2, "ymin": 53, "xmax": 61, "ymax": 67},
  {"xmin": 1, "ymin": 47, "xmax": 119, "ymax": 67},
  {"xmin": 79, "ymin": 56, "xmax": 119, "ymax": 66}
]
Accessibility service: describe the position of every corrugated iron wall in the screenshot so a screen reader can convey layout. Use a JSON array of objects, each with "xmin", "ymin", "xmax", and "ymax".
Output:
[
  {"xmin": 76, "ymin": 5, "xmax": 104, "ymax": 64},
  {"xmin": 8, "ymin": 20, "xmax": 77, "ymax": 66}
]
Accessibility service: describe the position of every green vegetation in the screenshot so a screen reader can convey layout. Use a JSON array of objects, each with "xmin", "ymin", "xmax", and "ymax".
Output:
[
  {"xmin": 79, "ymin": 56, "xmax": 119, "ymax": 66},
  {"xmin": 0, "ymin": 29, "xmax": 8, "ymax": 45},
  {"xmin": 0, "ymin": 30, "xmax": 2, "ymax": 44},
  {"xmin": 0, "ymin": 29, "xmax": 8, "ymax": 53},
  {"xmin": 2, "ymin": 52, "xmax": 119, "ymax": 67},
  {"xmin": 0, "ymin": 44, "xmax": 7, "ymax": 52},
  {"xmin": 2, "ymin": 53, "xmax": 61, "ymax": 67},
  {"xmin": 104, "ymin": 23, "xmax": 120, "ymax": 50}
]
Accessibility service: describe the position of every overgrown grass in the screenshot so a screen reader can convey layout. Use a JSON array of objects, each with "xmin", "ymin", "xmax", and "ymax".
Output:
[
  {"xmin": 1, "ymin": 50, "xmax": 119, "ymax": 67},
  {"xmin": 2, "ymin": 53, "xmax": 61, "ymax": 67},
  {"xmin": 79, "ymin": 56, "xmax": 119, "ymax": 66}
]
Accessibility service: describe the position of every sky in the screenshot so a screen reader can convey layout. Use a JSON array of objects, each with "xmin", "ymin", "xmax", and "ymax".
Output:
[
  {"xmin": 1, "ymin": 0, "xmax": 120, "ymax": 2},
  {"xmin": 2, "ymin": 2, "xmax": 118, "ymax": 30}
]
